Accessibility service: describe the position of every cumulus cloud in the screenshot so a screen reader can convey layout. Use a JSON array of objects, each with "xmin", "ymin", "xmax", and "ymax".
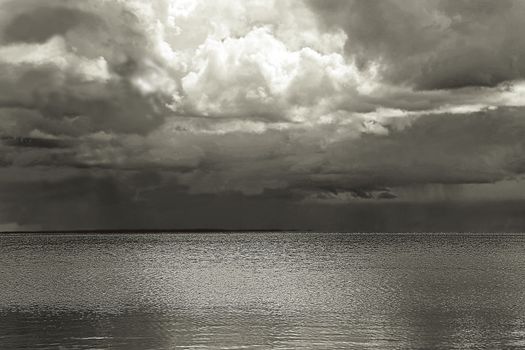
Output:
[{"xmin": 181, "ymin": 27, "xmax": 361, "ymax": 122}]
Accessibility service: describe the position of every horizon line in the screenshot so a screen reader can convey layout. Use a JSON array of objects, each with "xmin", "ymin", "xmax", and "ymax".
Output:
[{"xmin": 1, "ymin": 230, "xmax": 525, "ymax": 235}]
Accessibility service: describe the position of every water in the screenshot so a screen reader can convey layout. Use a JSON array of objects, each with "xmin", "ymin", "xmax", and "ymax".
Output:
[{"xmin": 1, "ymin": 233, "xmax": 525, "ymax": 350}]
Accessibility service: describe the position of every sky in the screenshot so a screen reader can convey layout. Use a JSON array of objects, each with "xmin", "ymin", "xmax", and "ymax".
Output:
[{"xmin": 1, "ymin": 0, "xmax": 525, "ymax": 232}]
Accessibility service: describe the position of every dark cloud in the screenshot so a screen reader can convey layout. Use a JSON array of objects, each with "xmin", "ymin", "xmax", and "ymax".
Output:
[
  {"xmin": 0, "ymin": 57, "xmax": 171, "ymax": 137},
  {"xmin": 3, "ymin": 6, "xmax": 100, "ymax": 44},
  {"xmin": 1, "ymin": 169, "xmax": 525, "ymax": 232},
  {"xmin": 3, "ymin": 107, "xmax": 525, "ymax": 201},
  {"xmin": 314, "ymin": 107, "xmax": 525, "ymax": 189},
  {"xmin": 308, "ymin": 0, "xmax": 525, "ymax": 89},
  {"xmin": 1, "ymin": 136, "xmax": 70, "ymax": 149},
  {"xmin": 377, "ymin": 191, "xmax": 398, "ymax": 200},
  {"xmin": 0, "ymin": 0, "xmax": 180, "ymax": 137}
]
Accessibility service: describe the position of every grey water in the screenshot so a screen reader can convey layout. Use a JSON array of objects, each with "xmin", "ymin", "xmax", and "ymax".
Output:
[{"xmin": 1, "ymin": 233, "xmax": 525, "ymax": 350}]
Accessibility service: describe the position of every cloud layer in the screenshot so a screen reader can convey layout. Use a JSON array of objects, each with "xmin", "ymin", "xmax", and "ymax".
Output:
[
  {"xmin": 308, "ymin": 0, "xmax": 525, "ymax": 89},
  {"xmin": 1, "ymin": 0, "xmax": 525, "ymax": 230}
]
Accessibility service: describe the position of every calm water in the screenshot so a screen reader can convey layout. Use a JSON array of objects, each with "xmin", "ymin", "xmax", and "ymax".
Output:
[{"xmin": 1, "ymin": 233, "xmax": 525, "ymax": 349}]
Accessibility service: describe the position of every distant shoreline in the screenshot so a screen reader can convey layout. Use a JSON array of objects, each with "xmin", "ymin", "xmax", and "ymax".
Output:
[
  {"xmin": 0, "ymin": 229, "xmax": 305, "ymax": 235},
  {"xmin": 1, "ymin": 230, "xmax": 525, "ymax": 235}
]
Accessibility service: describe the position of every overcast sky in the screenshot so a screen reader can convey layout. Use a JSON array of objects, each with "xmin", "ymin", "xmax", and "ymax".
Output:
[{"xmin": 1, "ymin": 0, "xmax": 525, "ymax": 232}]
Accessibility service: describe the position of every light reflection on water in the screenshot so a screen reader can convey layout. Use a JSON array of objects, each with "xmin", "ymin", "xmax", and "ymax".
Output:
[{"xmin": 1, "ymin": 233, "xmax": 525, "ymax": 349}]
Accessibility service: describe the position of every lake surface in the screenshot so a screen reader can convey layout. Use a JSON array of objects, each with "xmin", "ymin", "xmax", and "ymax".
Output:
[{"xmin": 1, "ymin": 233, "xmax": 525, "ymax": 349}]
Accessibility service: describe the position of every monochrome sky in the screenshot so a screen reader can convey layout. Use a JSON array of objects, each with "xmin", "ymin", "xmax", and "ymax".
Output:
[{"xmin": 1, "ymin": 0, "xmax": 525, "ymax": 232}]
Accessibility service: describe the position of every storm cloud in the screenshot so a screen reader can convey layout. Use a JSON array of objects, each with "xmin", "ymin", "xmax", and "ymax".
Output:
[
  {"xmin": 1, "ymin": 0, "xmax": 525, "ymax": 231},
  {"xmin": 308, "ymin": 0, "xmax": 525, "ymax": 90}
]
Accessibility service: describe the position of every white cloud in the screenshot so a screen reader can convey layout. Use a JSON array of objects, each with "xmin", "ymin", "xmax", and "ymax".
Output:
[{"xmin": 181, "ymin": 27, "xmax": 359, "ymax": 122}]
